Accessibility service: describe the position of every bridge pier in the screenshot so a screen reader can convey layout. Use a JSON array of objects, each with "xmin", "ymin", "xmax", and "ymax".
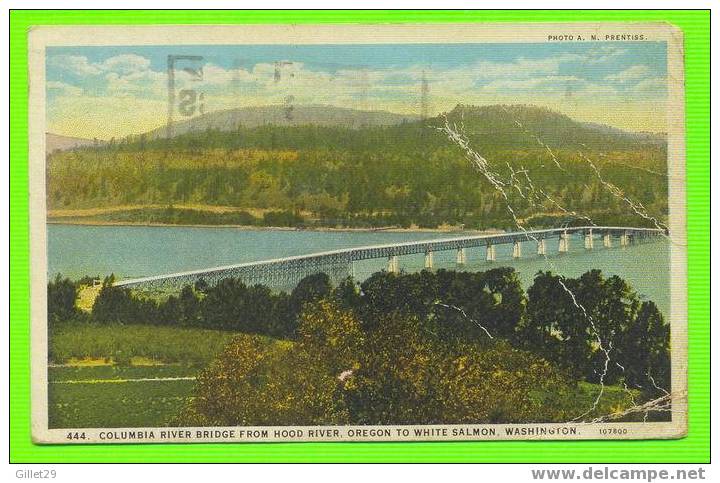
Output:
[
  {"xmin": 603, "ymin": 233, "xmax": 613, "ymax": 248},
  {"xmin": 512, "ymin": 240, "xmax": 522, "ymax": 259},
  {"xmin": 558, "ymin": 231, "xmax": 570, "ymax": 253},
  {"xmin": 620, "ymin": 232, "xmax": 630, "ymax": 247},
  {"xmin": 537, "ymin": 238, "xmax": 546, "ymax": 256},
  {"xmin": 486, "ymin": 244, "xmax": 496, "ymax": 262},
  {"xmin": 388, "ymin": 255, "xmax": 399, "ymax": 273},
  {"xmin": 456, "ymin": 248, "xmax": 467, "ymax": 265},
  {"xmin": 584, "ymin": 229, "xmax": 594, "ymax": 250},
  {"xmin": 424, "ymin": 251, "xmax": 434, "ymax": 270}
]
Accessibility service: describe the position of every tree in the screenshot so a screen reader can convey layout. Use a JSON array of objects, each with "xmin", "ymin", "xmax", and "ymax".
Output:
[
  {"xmin": 157, "ymin": 294, "xmax": 181, "ymax": 326},
  {"xmin": 358, "ymin": 270, "xmax": 438, "ymax": 330},
  {"xmin": 522, "ymin": 270, "xmax": 670, "ymax": 388},
  {"xmin": 432, "ymin": 268, "xmax": 525, "ymax": 342},
  {"xmin": 617, "ymin": 300, "xmax": 670, "ymax": 395},
  {"xmin": 47, "ymin": 274, "xmax": 79, "ymax": 324},
  {"xmin": 297, "ymin": 299, "xmax": 364, "ymax": 374},
  {"xmin": 332, "ymin": 276, "xmax": 362, "ymax": 310},
  {"xmin": 520, "ymin": 271, "xmax": 571, "ymax": 369},
  {"xmin": 92, "ymin": 275, "xmax": 158, "ymax": 325},
  {"xmin": 290, "ymin": 272, "xmax": 332, "ymax": 317},
  {"xmin": 178, "ymin": 285, "xmax": 200, "ymax": 326},
  {"xmin": 200, "ymin": 278, "xmax": 264, "ymax": 332},
  {"xmin": 357, "ymin": 269, "xmax": 526, "ymax": 342},
  {"xmin": 481, "ymin": 267, "xmax": 526, "ymax": 341}
]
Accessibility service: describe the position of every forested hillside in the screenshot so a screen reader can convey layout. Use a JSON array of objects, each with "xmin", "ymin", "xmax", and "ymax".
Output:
[{"xmin": 47, "ymin": 104, "xmax": 668, "ymax": 229}]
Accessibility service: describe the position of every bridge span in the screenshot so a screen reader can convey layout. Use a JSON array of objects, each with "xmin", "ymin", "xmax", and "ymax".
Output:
[{"xmin": 114, "ymin": 226, "xmax": 664, "ymax": 290}]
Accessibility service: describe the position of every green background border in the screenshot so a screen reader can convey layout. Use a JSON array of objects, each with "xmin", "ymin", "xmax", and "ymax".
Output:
[{"xmin": 10, "ymin": 10, "xmax": 709, "ymax": 463}]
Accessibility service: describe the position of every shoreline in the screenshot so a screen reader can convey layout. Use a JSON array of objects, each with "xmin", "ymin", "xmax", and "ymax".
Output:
[{"xmin": 46, "ymin": 219, "xmax": 498, "ymax": 234}]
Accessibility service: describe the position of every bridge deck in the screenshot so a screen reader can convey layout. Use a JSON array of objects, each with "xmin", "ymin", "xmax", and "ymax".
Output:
[{"xmin": 114, "ymin": 226, "xmax": 664, "ymax": 289}]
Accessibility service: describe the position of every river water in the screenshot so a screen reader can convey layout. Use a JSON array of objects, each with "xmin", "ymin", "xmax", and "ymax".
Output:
[{"xmin": 47, "ymin": 224, "xmax": 670, "ymax": 316}]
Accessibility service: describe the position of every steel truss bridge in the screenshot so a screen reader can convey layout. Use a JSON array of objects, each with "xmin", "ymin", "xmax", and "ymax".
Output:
[{"xmin": 114, "ymin": 226, "xmax": 664, "ymax": 291}]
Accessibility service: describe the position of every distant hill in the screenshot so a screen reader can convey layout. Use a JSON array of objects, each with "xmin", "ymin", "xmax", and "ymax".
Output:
[
  {"xmin": 138, "ymin": 103, "xmax": 664, "ymax": 153},
  {"xmin": 49, "ymin": 104, "xmax": 665, "ymax": 153},
  {"xmin": 438, "ymin": 105, "xmax": 666, "ymax": 151},
  {"xmin": 147, "ymin": 104, "xmax": 421, "ymax": 139},
  {"xmin": 580, "ymin": 121, "xmax": 666, "ymax": 145},
  {"xmin": 46, "ymin": 133, "xmax": 98, "ymax": 154}
]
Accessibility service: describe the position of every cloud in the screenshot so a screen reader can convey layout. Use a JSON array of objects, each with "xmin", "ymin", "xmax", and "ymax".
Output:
[
  {"xmin": 46, "ymin": 48, "xmax": 668, "ymax": 137},
  {"xmin": 49, "ymin": 55, "xmax": 103, "ymax": 76},
  {"xmin": 105, "ymin": 68, "xmax": 165, "ymax": 97},
  {"xmin": 482, "ymin": 75, "xmax": 586, "ymax": 92},
  {"xmin": 605, "ymin": 65, "xmax": 652, "ymax": 83},
  {"xmin": 46, "ymin": 50, "xmax": 627, "ymax": 108},
  {"xmin": 630, "ymin": 77, "xmax": 667, "ymax": 98},
  {"xmin": 101, "ymin": 54, "xmax": 151, "ymax": 75},
  {"xmin": 49, "ymin": 53, "xmax": 153, "ymax": 77},
  {"xmin": 47, "ymin": 80, "xmax": 83, "ymax": 96},
  {"xmin": 470, "ymin": 54, "xmax": 584, "ymax": 80},
  {"xmin": 192, "ymin": 53, "xmax": 588, "ymax": 102},
  {"xmin": 584, "ymin": 45, "xmax": 627, "ymax": 65}
]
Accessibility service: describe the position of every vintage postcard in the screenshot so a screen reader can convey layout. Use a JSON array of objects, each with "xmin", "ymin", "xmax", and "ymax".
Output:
[{"xmin": 29, "ymin": 23, "xmax": 687, "ymax": 444}]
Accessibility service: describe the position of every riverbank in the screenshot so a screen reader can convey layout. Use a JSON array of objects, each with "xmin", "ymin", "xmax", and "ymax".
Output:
[
  {"xmin": 47, "ymin": 204, "xmax": 505, "ymax": 233},
  {"xmin": 47, "ymin": 218, "xmax": 498, "ymax": 234},
  {"xmin": 48, "ymin": 203, "xmax": 273, "ymax": 218}
]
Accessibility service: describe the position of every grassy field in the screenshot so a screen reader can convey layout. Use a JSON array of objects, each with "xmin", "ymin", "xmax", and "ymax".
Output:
[
  {"xmin": 48, "ymin": 361, "xmax": 640, "ymax": 428},
  {"xmin": 48, "ymin": 365, "xmax": 639, "ymax": 428},
  {"xmin": 47, "ymin": 323, "xmax": 283, "ymax": 428},
  {"xmin": 49, "ymin": 365, "xmax": 197, "ymax": 428},
  {"xmin": 49, "ymin": 323, "xmax": 262, "ymax": 366},
  {"xmin": 47, "ymin": 323, "xmax": 643, "ymax": 428}
]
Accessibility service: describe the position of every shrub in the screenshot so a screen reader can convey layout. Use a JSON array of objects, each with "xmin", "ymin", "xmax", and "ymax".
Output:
[
  {"xmin": 179, "ymin": 299, "xmax": 358, "ymax": 426},
  {"xmin": 262, "ymin": 210, "xmax": 305, "ymax": 227},
  {"xmin": 343, "ymin": 310, "xmax": 576, "ymax": 424},
  {"xmin": 179, "ymin": 299, "xmax": 579, "ymax": 425}
]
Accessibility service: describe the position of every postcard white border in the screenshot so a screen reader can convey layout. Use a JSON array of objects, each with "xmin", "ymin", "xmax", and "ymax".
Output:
[{"xmin": 28, "ymin": 22, "xmax": 687, "ymax": 444}]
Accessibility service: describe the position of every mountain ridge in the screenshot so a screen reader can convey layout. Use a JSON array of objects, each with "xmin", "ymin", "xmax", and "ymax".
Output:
[
  {"xmin": 146, "ymin": 104, "xmax": 422, "ymax": 139},
  {"xmin": 46, "ymin": 104, "xmax": 665, "ymax": 153}
]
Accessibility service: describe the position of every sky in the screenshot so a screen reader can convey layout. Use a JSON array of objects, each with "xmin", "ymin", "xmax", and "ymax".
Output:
[{"xmin": 46, "ymin": 42, "xmax": 668, "ymax": 140}]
